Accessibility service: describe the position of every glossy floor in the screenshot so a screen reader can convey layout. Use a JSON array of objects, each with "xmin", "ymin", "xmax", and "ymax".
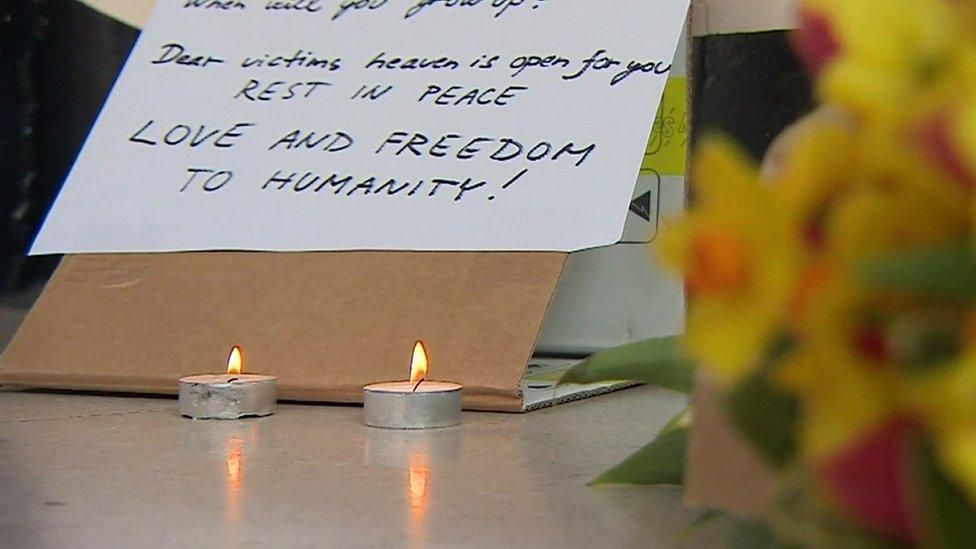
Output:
[{"xmin": 0, "ymin": 386, "xmax": 723, "ymax": 548}]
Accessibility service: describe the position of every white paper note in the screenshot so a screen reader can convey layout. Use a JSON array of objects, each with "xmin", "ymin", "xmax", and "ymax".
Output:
[{"xmin": 31, "ymin": 0, "xmax": 690, "ymax": 254}]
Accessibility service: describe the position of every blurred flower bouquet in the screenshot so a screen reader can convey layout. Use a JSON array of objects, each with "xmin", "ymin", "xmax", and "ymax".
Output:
[{"xmin": 561, "ymin": 0, "xmax": 976, "ymax": 545}]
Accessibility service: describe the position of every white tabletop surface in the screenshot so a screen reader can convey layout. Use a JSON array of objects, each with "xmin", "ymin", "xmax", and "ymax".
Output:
[{"xmin": 0, "ymin": 385, "xmax": 725, "ymax": 548}]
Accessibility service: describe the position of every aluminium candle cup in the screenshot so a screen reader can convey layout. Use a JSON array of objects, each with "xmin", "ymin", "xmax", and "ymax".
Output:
[
  {"xmin": 179, "ymin": 374, "xmax": 277, "ymax": 420},
  {"xmin": 363, "ymin": 381, "xmax": 462, "ymax": 430}
]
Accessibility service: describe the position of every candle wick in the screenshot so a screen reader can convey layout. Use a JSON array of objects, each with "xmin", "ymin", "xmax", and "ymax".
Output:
[
  {"xmin": 412, "ymin": 378, "xmax": 425, "ymax": 392},
  {"xmin": 227, "ymin": 377, "xmax": 239, "ymax": 383}
]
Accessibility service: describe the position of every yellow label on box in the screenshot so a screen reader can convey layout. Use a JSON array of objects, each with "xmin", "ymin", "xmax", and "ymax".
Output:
[{"xmin": 641, "ymin": 77, "xmax": 688, "ymax": 177}]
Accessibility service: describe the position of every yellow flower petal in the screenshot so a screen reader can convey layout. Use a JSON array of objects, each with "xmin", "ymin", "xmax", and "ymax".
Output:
[
  {"xmin": 660, "ymin": 138, "xmax": 800, "ymax": 380},
  {"xmin": 936, "ymin": 429, "xmax": 976, "ymax": 504}
]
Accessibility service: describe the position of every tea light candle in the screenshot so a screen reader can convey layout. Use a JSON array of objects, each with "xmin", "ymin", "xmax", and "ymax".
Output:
[
  {"xmin": 364, "ymin": 341, "xmax": 462, "ymax": 430},
  {"xmin": 179, "ymin": 346, "xmax": 277, "ymax": 420}
]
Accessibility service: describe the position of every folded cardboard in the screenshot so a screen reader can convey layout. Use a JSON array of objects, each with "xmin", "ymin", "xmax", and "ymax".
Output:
[{"xmin": 0, "ymin": 252, "xmax": 566, "ymax": 412}]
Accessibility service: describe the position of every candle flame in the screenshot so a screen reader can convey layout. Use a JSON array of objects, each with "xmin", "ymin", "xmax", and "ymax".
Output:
[
  {"xmin": 409, "ymin": 341, "xmax": 429, "ymax": 384},
  {"xmin": 227, "ymin": 346, "xmax": 243, "ymax": 375}
]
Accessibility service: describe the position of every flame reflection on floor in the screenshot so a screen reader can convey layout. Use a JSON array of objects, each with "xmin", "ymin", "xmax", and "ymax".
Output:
[
  {"xmin": 408, "ymin": 452, "xmax": 430, "ymax": 544},
  {"xmin": 225, "ymin": 435, "xmax": 244, "ymax": 523}
]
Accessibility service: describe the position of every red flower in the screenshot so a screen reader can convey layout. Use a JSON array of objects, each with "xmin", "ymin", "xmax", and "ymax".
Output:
[
  {"xmin": 793, "ymin": 8, "xmax": 841, "ymax": 76},
  {"xmin": 852, "ymin": 326, "xmax": 889, "ymax": 363},
  {"xmin": 816, "ymin": 418, "xmax": 920, "ymax": 543}
]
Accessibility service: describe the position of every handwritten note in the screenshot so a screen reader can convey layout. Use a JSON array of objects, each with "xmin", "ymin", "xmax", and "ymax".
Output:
[{"xmin": 30, "ymin": 0, "xmax": 690, "ymax": 254}]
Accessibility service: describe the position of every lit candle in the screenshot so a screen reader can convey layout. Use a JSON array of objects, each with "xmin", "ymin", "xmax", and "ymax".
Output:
[
  {"xmin": 179, "ymin": 346, "xmax": 277, "ymax": 420},
  {"xmin": 364, "ymin": 341, "xmax": 462, "ymax": 430}
]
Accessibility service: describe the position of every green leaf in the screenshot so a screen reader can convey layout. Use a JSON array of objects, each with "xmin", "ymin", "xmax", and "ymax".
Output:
[
  {"xmin": 860, "ymin": 241, "xmax": 976, "ymax": 301},
  {"xmin": 730, "ymin": 519, "xmax": 783, "ymax": 549},
  {"xmin": 589, "ymin": 426, "xmax": 688, "ymax": 486},
  {"xmin": 521, "ymin": 369, "xmax": 567, "ymax": 383},
  {"xmin": 768, "ymin": 465, "xmax": 895, "ymax": 548},
  {"xmin": 727, "ymin": 356, "xmax": 799, "ymax": 468},
  {"xmin": 686, "ymin": 508, "xmax": 724, "ymax": 531},
  {"xmin": 558, "ymin": 336, "xmax": 695, "ymax": 393},
  {"xmin": 661, "ymin": 407, "xmax": 692, "ymax": 435},
  {"xmin": 916, "ymin": 441, "xmax": 976, "ymax": 548},
  {"xmin": 673, "ymin": 508, "xmax": 727, "ymax": 544}
]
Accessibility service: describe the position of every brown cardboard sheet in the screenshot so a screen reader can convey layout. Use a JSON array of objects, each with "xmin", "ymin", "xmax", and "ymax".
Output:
[
  {"xmin": 0, "ymin": 252, "xmax": 567, "ymax": 412},
  {"xmin": 684, "ymin": 375, "xmax": 776, "ymax": 517}
]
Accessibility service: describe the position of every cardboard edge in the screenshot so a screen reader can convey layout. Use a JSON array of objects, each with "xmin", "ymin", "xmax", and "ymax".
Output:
[
  {"xmin": 522, "ymin": 381, "xmax": 640, "ymax": 412},
  {"xmin": 517, "ymin": 254, "xmax": 570, "ymax": 410},
  {"xmin": 0, "ymin": 370, "xmax": 527, "ymax": 412}
]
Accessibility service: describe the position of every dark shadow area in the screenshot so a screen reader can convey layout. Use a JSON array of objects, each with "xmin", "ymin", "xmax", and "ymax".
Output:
[
  {"xmin": 691, "ymin": 30, "xmax": 815, "ymax": 161},
  {"xmin": 0, "ymin": 0, "xmax": 137, "ymax": 294}
]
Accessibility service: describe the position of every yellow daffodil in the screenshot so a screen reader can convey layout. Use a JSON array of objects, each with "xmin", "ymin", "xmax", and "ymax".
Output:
[
  {"xmin": 657, "ymin": 138, "xmax": 798, "ymax": 381},
  {"xmin": 661, "ymin": 0, "xmax": 976, "ymax": 541},
  {"xmin": 800, "ymin": 0, "xmax": 960, "ymax": 120},
  {"xmin": 777, "ymin": 277, "xmax": 895, "ymax": 459},
  {"xmin": 779, "ymin": 180, "xmax": 970, "ymax": 458},
  {"xmin": 826, "ymin": 177, "xmax": 970, "ymax": 264},
  {"xmin": 765, "ymin": 112, "xmax": 860, "ymax": 252}
]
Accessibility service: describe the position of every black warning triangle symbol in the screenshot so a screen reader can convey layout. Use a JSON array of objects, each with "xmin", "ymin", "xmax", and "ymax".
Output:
[{"xmin": 629, "ymin": 191, "xmax": 653, "ymax": 222}]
